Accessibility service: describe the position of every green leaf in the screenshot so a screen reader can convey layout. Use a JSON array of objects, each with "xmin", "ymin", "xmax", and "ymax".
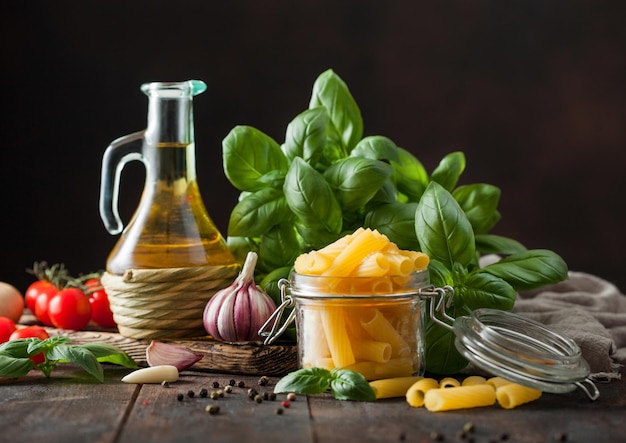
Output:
[
  {"xmin": 78, "ymin": 343, "xmax": 138, "ymax": 369},
  {"xmin": 481, "ymin": 249, "xmax": 569, "ymax": 291},
  {"xmin": 222, "ymin": 126, "xmax": 289, "ymax": 192},
  {"xmin": 0, "ymin": 353, "xmax": 34, "ymax": 378},
  {"xmin": 475, "ymin": 234, "xmax": 527, "ymax": 255},
  {"xmin": 228, "ymin": 188, "xmax": 292, "ymax": 237},
  {"xmin": 364, "ymin": 202, "xmax": 420, "ymax": 251},
  {"xmin": 453, "ymin": 183, "xmax": 501, "ymax": 234},
  {"xmin": 284, "ymin": 157, "xmax": 342, "ymax": 236},
  {"xmin": 282, "ymin": 107, "xmax": 329, "ymax": 165},
  {"xmin": 430, "ymin": 151, "xmax": 466, "ymax": 192},
  {"xmin": 350, "ymin": 136, "xmax": 400, "ymax": 163},
  {"xmin": 330, "ymin": 369, "xmax": 376, "ymax": 401},
  {"xmin": 323, "ymin": 157, "xmax": 393, "ymax": 212},
  {"xmin": 424, "ymin": 302, "xmax": 473, "ymax": 375},
  {"xmin": 260, "ymin": 266, "xmax": 292, "ymax": 306},
  {"xmin": 258, "ymin": 223, "xmax": 301, "ymax": 271},
  {"xmin": 457, "ymin": 272, "xmax": 517, "ymax": 311},
  {"xmin": 274, "ymin": 367, "xmax": 332, "ymax": 394},
  {"xmin": 426, "ymin": 259, "xmax": 455, "ymax": 287},
  {"xmin": 47, "ymin": 345, "xmax": 104, "ymax": 382},
  {"xmin": 391, "ymin": 147, "xmax": 429, "ymax": 202},
  {"xmin": 416, "ymin": 182, "xmax": 476, "ymax": 270},
  {"xmin": 309, "ymin": 69, "xmax": 363, "ymax": 151}
]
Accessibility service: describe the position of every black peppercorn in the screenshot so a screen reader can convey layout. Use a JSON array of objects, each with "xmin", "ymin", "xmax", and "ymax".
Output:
[
  {"xmin": 238, "ymin": 381, "xmax": 246, "ymax": 388},
  {"xmin": 199, "ymin": 388, "xmax": 208, "ymax": 398},
  {"xmin": 187, "ymin": 390, "xmax": 195, "ymax": 398},
  {"xmin": 176, "ymin": 393, "xmax": 184, "ymax": 401},
  {"xmin": 212, "ymin": 381, "xmax": 220, "ymax": 388},
  {"xmin": 229, "ymin": 379, "xmax": 236, "ymax": 386}
]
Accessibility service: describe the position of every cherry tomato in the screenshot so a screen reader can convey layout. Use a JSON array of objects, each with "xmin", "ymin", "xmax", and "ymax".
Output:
[
  {"xmin": 86, "ymin": 279, "xmax": 116, "ymax": 328},
  {"xmin": 34, "ymin": 290, "xmax": 56, "ymax": 327},
  {"xmin": 48, "ymin": 288, "xmax": 91, "ymax": 331},
  {"xmin": 25, "ymin": 280, "xmax": 57, "ymax": 314},
  {"xmin": 10, "ymin": 325, "xmax": 50, "ymax": 364},
  {"xmin": 0, "ymin": 316, "xmax": 17, "ymax": 343}
]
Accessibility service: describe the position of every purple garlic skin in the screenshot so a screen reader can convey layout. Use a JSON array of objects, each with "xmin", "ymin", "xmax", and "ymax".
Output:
[
  {"xmin": 146, "ymin": 340, "xmax": 204, "ymax": 371},
  {"xmin": 203, "ymin": 251, "xmax": 277, "ymax": 343}
]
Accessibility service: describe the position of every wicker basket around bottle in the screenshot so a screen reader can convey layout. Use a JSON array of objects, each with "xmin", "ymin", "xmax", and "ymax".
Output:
[{"xmin": 101, "ymin": 264, "xmax": 240, "ymax": 340}]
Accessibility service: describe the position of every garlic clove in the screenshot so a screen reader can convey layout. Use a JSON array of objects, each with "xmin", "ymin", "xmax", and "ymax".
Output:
[
  {"xmin": 145, "ymin": 340, "xmax": 204, "ymax": 371},
  {"xmin": 121, "ymin": 365, "xmax": 179, "ymax": 384}
]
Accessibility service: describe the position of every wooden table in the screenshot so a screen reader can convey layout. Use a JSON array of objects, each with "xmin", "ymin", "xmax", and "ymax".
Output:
[{"xmin": 1, "ymin": 329, "xmax": 625, "ymax": 443}]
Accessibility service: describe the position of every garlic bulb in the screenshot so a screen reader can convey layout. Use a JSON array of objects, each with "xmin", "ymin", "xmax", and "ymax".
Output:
[{"xmin": 203, "ymin": 251, "xmax": 277, "ymax": 343}]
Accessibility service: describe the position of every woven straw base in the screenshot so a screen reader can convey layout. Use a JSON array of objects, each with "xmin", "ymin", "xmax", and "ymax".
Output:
[{"xmin": 101, "ymin": 264, "xmax": 240, "ymax": 339}]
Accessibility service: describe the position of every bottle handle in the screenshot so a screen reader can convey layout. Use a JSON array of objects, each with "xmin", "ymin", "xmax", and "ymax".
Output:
[{"xmin": 99, "ymin": 130, "xmax": 145, "ymax": 235}]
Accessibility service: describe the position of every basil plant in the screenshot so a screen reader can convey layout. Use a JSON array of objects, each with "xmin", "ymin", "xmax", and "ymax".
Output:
[{"xmin": 221, "ymin": 69, "xmax": 568, "ymax": 374}]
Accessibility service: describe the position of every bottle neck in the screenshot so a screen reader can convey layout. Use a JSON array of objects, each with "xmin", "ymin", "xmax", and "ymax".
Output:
[{"xmin": 144, "ymin": 93, "xmax": 197, "ymax": 183}]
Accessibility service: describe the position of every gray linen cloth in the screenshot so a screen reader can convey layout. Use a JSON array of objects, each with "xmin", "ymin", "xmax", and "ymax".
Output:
[{"xmin": 513, "ymin": 271, "xmax": 626, "ymax": 381}]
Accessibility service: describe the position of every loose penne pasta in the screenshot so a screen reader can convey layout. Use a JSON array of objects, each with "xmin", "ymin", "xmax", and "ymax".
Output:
[
  {"xmin": 439, "ymin": 377, "xmax": 461, "ymax": 388},
  {"xmin": 406, "ymin": 377, "xmax": 439, "ymax": 407},
  {"xmin": 369, "ymin": 376, "xmax": 423, "ymax": 399},
  {"xmin": 424, "ymin": 385, "xmax": 496, "ymax": 412},
  {"xmin": 486, "ymin": 376, "xmax": 513, "ymax": 390},
  {"xmin": 496, "ymin": 383, "xmax": 542, "ymax": 409},
  {"xmin": 462, "ymin": 375, "xmax": 487, "ymax": 386}
]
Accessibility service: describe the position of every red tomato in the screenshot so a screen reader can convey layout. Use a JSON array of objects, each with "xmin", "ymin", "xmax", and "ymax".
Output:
[
  {"xmin": 86, "ymin": 279, "xmax": 116, "ymax": 328},
  {"xmin": 34, "ymin": 290, "xmax": 56, "ymax": 327},
  {"xmin": 25, "ymin": 280, "xmax": 57, "ymax": 314},
  {"xmin": 48, "ymin": 288, "xmax": 92, "ymax": 331},
  {"xmin": 10, "ymin": 325, "xmax": 50, "ymax": 364},
  {"xmin": 0, "ymin": 316, "xmax": 17, "ymax": 343}
]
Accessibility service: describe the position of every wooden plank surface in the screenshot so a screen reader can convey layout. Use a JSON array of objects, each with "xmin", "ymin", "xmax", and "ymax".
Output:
[{"xmin": 1, "ymin": 363, "xmax": 625, "ymax": 443}]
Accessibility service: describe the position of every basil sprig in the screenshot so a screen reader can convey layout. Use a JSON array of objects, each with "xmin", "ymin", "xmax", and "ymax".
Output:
[
  {"xmin": 0, "ymin": 337, "xmax": 138, "ymax": 382},
  {"xmin": 222, "ymin": 69, "xmax": 569, "ymax": 374},
  {"xmin": 274, "ymin": 367, "xmax": 376, "ymax": 402}
]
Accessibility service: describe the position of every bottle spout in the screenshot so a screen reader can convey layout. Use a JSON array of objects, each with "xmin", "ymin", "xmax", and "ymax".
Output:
[{"xmin": 140, "ymin": 80, "xmax": 207, "ymax": 97}]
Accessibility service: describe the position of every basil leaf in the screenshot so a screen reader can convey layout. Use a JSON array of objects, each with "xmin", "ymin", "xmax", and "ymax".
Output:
[
  {"xmin": 0, "ymin": 353, "xmax": 34, "ymax": 378},
  {"xmin": 309, "ymin": 69, "xmax": 363, "ymax": 151},
  {"xmin": 453, "ymin": 183, "xmax": 501, "ymax": 234},
  {"xmin": 475, "ymin": 234, "xmax": 527, "ymax": 255},
  {"xmin": 457, "ymin": 271, "xmax": 517, "ymax": 311},
  {"xmin": 430, "ymin": 151, "xmax": 466, "ymax": 192},
  {"xmin": 323, "ymin": 157, "xmax": 393, "ymax": 212},
  {"xmin": 482, "ymin": 249, "xmax": 569, "ymax": 291},
  {"xmin": 284, "ymin": 157, "xmax": 342, "ymax": 236},
  {"xmin": 329, "ymin": 369, "xmax": 376, "ymax": 401},
  {"xmin": 294, "ymin": 221, "xmax": 342, "ymax": 250},
  {"xmin": 416, "ymin": 182, "xmax": 476, "ymax": 270},
  {"xmin": 227, "ymin": 236, "xmax": 260, "ymax": 264},
  {"xmin": 424, "ymin": 302, "xmax": 473, "ymax": 374},
  {"xmin": 260, "ymin": 266, "xmax": 292, "ymax": 306},
  {"xmin": 222, "ymin": 126, "xmax": 288, "ymax": 192},
  {"xmin": 258, "ymin": 223, "xmax": 301, "ymax": 271},
  {"xmin": 274, "ymin": 367, "xmax": 332, "ymax": 394},
  {"xmin": 283, "ymin": 107, "xmax": 329, "ymax": 165},
  {"xmin": 0, "ymin": 338, "xmax": 35, "ymax": 358},
  {"xmin": 78, "ymin": 343, "xmax": 138, "ymax": 369},
  {"xmin": 391, "ymin": 147, "xmax": 429, "ymax": 202},
  {"xmin": 364, "ymin": 202, "xmax": 420, "ymax": 251},
  {"xmin": 350, "ymin": 136, "xmax": 400, "ymax": 163},
  {"xmin": 47, "ymin": 345, "xmax": 104, "ymax": 382},
  {"xmin": 427, "ymin": 259, "xmax": 455, "ymax": 287},
  {"xmin": 228, "ymin": 188, "xmax": 292, "ymax": 237}
]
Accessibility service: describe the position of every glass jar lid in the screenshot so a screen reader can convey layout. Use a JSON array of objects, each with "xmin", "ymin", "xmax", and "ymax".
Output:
[{"xmin": 423, "ymin": 287, "xmax": 600, "ymax": 401}]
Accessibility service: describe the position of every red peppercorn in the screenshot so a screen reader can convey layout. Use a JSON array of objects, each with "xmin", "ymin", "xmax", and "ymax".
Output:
[{"xmin": 281, "ymin": 400, "xmax": 291, "ymax": 408}]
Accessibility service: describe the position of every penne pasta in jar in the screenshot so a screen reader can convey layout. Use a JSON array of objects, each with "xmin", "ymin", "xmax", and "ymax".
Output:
[{"xmin": 286, "ymin": 228, "xmax": 430, "ymax": 381}]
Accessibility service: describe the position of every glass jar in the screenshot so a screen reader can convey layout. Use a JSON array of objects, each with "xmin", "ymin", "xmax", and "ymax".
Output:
[{"xmin": 270, "ymin": 270, "xmax": 430, "ymax": 381}]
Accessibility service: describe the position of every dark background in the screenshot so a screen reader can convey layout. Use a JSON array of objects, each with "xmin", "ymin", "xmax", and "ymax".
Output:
[{"xmin": 2, "ymin": 1, "xmax": 625, "ymax": 294}]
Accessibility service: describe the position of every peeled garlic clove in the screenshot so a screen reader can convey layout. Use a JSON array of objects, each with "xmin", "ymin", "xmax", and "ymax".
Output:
[
  {"xmin": 146, "ymin": 340, "xmax": 204, "ymax": 371},
  {"xmin": 121, "ymin": 365, "xmax": 179, "ymax": 384}
]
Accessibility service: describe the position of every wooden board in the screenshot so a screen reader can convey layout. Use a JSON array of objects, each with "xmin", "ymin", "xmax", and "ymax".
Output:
[{"xmin": 20, "ymin": 313, "xmax": 298, "ymax": 376}]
